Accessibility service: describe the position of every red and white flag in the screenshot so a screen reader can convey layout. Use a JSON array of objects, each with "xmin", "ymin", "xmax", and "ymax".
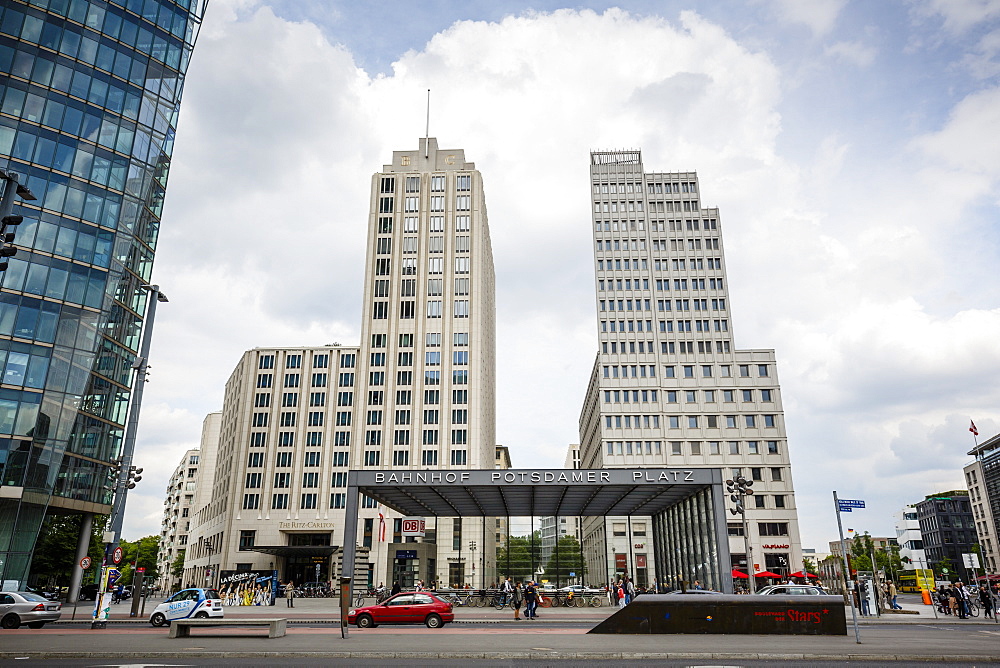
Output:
[
  {"xmin": 378, "ymin": 511, "xmax": 386, "ymax": 542},
  {"xmin": 970, "ymin": 421, "xmax": 979, "ymax": 437}
]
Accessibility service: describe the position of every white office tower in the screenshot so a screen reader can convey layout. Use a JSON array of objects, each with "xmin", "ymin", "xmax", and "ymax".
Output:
[
  {"xmin": 578, "ymin": 150, "xmax": 802, "ymax": 589},
  {"xmin": 893, "ymin": 505, "xmax": 926, "ymax": 570},
  {"xmin": 354, "ymin": 138, "xmax": 498, "ymax": 587}
]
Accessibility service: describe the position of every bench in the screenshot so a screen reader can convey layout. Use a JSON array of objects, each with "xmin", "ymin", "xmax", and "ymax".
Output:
[{"xmin": 168, "ymin": 617, "xmax": 287, "ymax": 638}]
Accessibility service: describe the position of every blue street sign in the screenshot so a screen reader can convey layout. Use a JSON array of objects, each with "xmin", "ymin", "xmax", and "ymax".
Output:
[
  {"xmin": 107, "ymin": 568, "xmax": 121, "ymax": 583},
  {"xmin": 838, "ymin": 499, "xmax": 864, "ymax": 512}
]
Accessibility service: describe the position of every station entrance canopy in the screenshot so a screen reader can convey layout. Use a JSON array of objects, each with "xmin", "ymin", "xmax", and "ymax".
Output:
[{"xmin": 342, "ymin": 467, "xmax": 733, "ymax": 594}]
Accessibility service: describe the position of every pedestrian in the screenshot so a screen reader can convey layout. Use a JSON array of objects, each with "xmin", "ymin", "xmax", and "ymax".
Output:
[
  {"xmin": 979, "ymin": 584, "xmax": 994, "ymax": 619},
  {"xmin": 391, "ymin": 580, "xmax": 401, "ymax": 596},
  {"xmin": 524, "ymin": 581, "xmax": 538, "ymax": 619},
  {"xmin": 512, "ymin": 581, "xmax": 523, "ymax": 620},
  {"xmin": 955, "ymin": 582, "xmax": 970, "ymax": 619},
  {"xmin": 284, "ymin": 580, "xmax": 295, "ymax": 608},
  {"xmin": 626, "ymin": 577, "xmax": 636, "ymax": 603},
  {"xmin": 617, "ymin": 583, "xmax": 626, "ymax": 608},
  {"xmin": 887, "ymin": 580, "xmax": 902, "ymax": 610}
]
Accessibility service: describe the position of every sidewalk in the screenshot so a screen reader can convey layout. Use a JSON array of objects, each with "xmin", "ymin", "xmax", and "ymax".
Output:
[
  {"xmin": 3, "ymin": 621, "xmax": 1000, "ymax": 662},
  {"xmin": 63, "ymin": 593, "xmax": 1000, "ymax": 626}
]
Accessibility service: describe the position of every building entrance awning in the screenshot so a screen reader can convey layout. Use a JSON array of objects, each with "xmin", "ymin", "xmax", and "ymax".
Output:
[
  {"xmin": 354, "ymin": 468, "xmax": 720, "ymax": 517},
  {"xmin": 247, "ymin": 545, "xmax": 339, "ymax": 558}
]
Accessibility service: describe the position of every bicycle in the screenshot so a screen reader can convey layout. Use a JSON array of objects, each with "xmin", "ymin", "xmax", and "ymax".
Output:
[{"xmin": 967, "ymin": 600, "xmax": 980, "ymax": 617}]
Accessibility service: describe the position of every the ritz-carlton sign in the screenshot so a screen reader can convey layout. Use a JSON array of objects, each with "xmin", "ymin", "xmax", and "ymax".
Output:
[{"xmin": 363, "ymin": 468, "xmax": 711, "ymax": 486}]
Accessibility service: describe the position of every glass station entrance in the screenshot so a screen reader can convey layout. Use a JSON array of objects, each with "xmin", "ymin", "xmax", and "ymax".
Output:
[{"xmin": 341, "ymin": 468, "xmax": 732, "ymax": 598}]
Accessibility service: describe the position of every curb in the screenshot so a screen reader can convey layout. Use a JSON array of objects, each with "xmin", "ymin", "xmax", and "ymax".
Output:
[{"xmin": 2, "ymin": 651, "xmax": 998, "ymax": 662}]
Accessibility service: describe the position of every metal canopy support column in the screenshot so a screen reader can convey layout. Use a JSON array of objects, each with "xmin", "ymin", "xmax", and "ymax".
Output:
[
  {"xmin": 505, "ymin": 513, "xmax": 510, "ymax": 579},
  {"xmin": 340, "ymin": 476, "xmax": 360, "ymax": 639},
  {"xmin": 711, "ymin": 477, "xmax": 734, "ymax": 594}
]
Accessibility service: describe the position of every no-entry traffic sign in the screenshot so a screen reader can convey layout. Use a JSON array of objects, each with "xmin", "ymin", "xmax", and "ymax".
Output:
[
  {"xmin": 80, "ymin": 556, "xmax": 91, "ymax": 569},
  {"xmin": 112, "ymin": 546, "xmax": 124, "ymax": 564}
]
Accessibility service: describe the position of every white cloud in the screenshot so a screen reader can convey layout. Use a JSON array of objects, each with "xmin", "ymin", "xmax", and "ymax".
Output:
[
  {"xmin": 824, "ymin": 40, "xmax": 878, "ymax": 66},
  {"xmin": 911, "ymin": 0, "xmax": 1000, "ymax": 33},
  {"xmin": 763, "ymin": 0, "xmax": 848, "ymax": 35},
  {"xmin": 121, "ymin": 4, "xmax": 1000, "ymax": 555}
]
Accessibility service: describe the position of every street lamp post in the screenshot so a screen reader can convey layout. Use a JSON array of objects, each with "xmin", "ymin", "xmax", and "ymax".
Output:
[
  {"xmin": 469, "ymin": 541, "xmax": 477, "ymax": 589},
  {"xmin": 90, "ymin": 285, "xmax": 167, "ymax": 629},
  {"xmin": 727, "ymin": 474, "xmax": 755, "ymax": 594}
]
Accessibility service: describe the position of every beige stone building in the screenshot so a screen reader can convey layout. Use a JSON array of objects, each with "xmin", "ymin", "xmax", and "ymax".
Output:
[
  {"xmin": 181, "ymin": 138, "xmax": 498, "ymax": 590},
  {"xmin": 579, "ymin": 150, "xmax": 803, "ymax": 589}
]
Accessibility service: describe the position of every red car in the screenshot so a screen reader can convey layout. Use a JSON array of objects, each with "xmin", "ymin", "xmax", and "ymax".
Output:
[{"xmin": 348, "ymin": 592, "xmax": 453, "ymax": 628}]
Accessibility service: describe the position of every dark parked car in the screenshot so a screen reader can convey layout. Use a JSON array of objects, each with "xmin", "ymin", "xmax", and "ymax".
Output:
[
  {"xmin": 348, "ymin": 592, "xmax": 453, "ymax": 628},
  {"xmin": 78, "ymin": 584, "xmax": 99, "ymax": 601}
]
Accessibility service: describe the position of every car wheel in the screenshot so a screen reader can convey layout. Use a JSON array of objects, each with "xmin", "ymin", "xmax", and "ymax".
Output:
[
  {"xmin": 1, "ymin": 614, "xmax": 21, "ymax": 630},
  {"xmin": 194, "ymin": 611, "xmax": 209, "ymax": 618},
  {"xmin": 27, "ymin": 622, "xmax": 45, "ymax": 629},
  {"xmin": 150, "ymin": 612, "xmax": 167, "ymax": 627},
  {"xmin": 356, "ymin": 614, "xmax": 375, "ymax": 628},
  {"xmin": 425, "ymin": 613, "xmax": 443, "ymax": 628}
]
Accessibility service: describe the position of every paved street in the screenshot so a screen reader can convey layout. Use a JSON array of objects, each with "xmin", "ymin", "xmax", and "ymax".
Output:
[{"xmin": 3, "ymin": 593, "xmax": 999, "ymax": 664}]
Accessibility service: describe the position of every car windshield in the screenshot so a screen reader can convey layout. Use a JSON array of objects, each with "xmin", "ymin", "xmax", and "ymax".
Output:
[{"xmin": 19, "ymin": 592, "xmax": 47, "ymax": 602}]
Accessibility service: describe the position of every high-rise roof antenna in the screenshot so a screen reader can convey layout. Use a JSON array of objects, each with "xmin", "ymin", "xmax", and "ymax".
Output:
[{"xmin": 424, "ymin": 89, "xmax": 431, "ymax": 158}]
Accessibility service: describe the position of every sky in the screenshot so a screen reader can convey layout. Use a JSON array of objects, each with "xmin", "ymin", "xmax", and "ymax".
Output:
[{"xmin": 120, "ymin": 0, "xmax": 1000, "ymax": 554}]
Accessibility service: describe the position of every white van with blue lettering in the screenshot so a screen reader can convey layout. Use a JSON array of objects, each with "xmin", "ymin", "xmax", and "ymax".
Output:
[{"xmin": 150, "ymin": 588, "xmax": 223, "ymax": 626}]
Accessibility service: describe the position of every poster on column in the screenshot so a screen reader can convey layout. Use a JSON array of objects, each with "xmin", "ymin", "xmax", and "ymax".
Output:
[{"xmin": 218, "ymin": 570, "xmax": 278, "ymax": 606}]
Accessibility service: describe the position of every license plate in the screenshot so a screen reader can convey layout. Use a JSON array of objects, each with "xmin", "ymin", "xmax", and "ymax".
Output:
[{"xmin": 47, "ymin": 606, "xmax": 58, "ymax": 610}]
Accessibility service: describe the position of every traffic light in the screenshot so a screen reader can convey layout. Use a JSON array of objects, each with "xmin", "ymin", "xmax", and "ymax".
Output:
[
  {"xmin": 0, "ymin": 214, "xmax": 21, "ymax": 271},
  {"xmin": 126, "ymin": 465, "xmax": 143, "ymax": 489},
  {"xmin": 727, "ymin": 474, "xmax": 754, "ymax": 515}
]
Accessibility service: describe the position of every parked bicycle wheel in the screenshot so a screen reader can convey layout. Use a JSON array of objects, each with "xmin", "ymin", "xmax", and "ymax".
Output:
[
  {"xmin": 575, "ymin": 596, "xmax": 587, "ymax": 607},
  {"xmin": 589, "ymin": 595, "xmax": 603, "ymax": 607}
]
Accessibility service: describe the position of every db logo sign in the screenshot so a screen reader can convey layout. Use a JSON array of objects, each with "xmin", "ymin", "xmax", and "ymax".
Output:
[{"xmin": 401, "ymin": 517, "xmax": 426, "ymax": 537}]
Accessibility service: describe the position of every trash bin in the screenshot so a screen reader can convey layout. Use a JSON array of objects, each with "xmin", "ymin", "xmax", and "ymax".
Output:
[{"xmin": 921, "ymin": 589, "xmax": 932, "ymax": 605}]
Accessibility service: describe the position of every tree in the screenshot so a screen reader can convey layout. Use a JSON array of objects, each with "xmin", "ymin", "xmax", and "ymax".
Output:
[
  {"xmin": 495, "ymin": 531, "xmax": 542, "ymax": 582},
  {"xmin": 116, "ymin": 535, "xmax": 160, "ymax": 585},
  {"xmin": 803, "ymin": 557, "xmax": 817, "ymax": 575},
  {"xmin": 543, "ymin": 535, "xmax": 584, "ymax": 585},
  {"xmin": 29, "ymin": 514, "xmax": 109, "ymax": 587},
  {"xmin": 171, "ymin": 550, "xmax": 186, "ymax": 580}
]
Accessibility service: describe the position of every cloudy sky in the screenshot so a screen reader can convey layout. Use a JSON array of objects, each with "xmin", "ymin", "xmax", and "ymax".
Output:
[{"xmin": 121, "ymin": 0, "xmax": 1000, "ymax": 553}]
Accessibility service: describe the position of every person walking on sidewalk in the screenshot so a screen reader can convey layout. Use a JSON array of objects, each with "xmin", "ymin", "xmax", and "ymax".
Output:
[
  {"xmin": 524, "ymin": 581, "xmax": 538, "ymax": 619},
  {"xmin": 887, "ymin": 580, "xmax": 902, "ymax": 610},
  {"xmin": 512, "ymin": 581, "xmax": 524, "ymax": 620},
  {"xmin": 955, "ymin": 582, "xmax": 971, "ymax": 619},
  {"xmin": 284, "ymin": 581, "xmax": 295, "ymax": 608}
]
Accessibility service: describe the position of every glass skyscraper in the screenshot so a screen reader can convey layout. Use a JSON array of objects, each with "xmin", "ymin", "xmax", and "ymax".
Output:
[{"xmin": 0, "ymin": 0, "xmax": 207, "ymax": 586}]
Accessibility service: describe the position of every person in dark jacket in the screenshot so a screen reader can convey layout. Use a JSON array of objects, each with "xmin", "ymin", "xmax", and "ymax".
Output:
[
  {"xmin": 391, "ymin": 581, "xmax": 401, "ymax": 595},
  {"xmin": 512, "ymin": 582, "xmax": 524, "ymax": 620}
]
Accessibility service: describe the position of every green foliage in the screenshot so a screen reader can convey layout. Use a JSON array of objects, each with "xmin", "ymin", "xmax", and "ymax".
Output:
[
  {"xmin": 116, "ymin": 535, "xmax": 160, "ymax": 584},
  {"xmin": 803, "ymin": 557, "xmax": 817, "ymax": 574},
  {"xmin": 171, "ymin": 550, "xmax": 186, "ymax": 579},
  {"xmin": 847, "ymin": 532, "xmax": 903, "ymax": 575},
  {"xmin": 543, "ymin": 535, "xmax": 585, "ymax": 584},
  {"xmin": 495, "ymin": 531, "xmax": 542, "ymax": 582},
  {"xmin": 29, "ymin": 514, "xmax": 109, "ymax": 586}
]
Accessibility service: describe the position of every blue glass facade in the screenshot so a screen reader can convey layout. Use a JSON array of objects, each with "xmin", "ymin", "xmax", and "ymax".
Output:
[{"xmin": 0, "ymin": 0, "xmax": 206, "ymax": 585}]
